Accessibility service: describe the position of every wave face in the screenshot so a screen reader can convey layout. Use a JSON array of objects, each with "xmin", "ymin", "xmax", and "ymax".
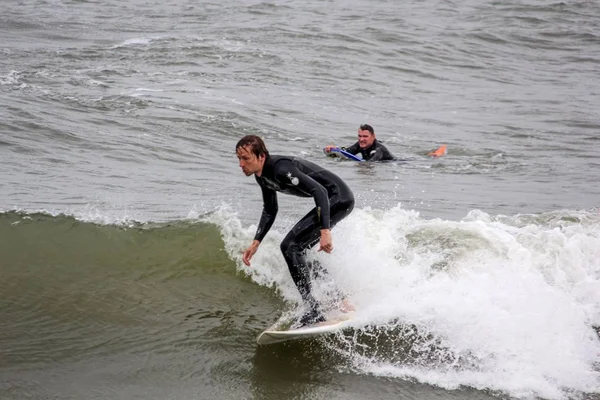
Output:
[{"xmin": 5, "ymin": 206, "xmax": 598, "ymax": 399}]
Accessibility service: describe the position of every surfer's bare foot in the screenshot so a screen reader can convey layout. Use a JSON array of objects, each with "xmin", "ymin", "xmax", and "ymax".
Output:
[{"xmin": 340, "ymin": 299, "xmax": 355, "ymax": 313}]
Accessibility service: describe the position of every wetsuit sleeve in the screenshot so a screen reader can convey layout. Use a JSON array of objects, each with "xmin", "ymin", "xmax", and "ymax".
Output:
[
  {"xmin": 254, "ymin": 180, "xmax": 278, "ymax": 242},
  {"xmin": 368, "ymin": 147, "xmax": 387, "ymax": 161},
  {"xmin": 343, "ymin": 142, "xmax": 360, "ymax": 155},
  {"xmin": 275, "ymin": 160, "xmax": 331, "ymax": 229},
  {"xmin": 370, "ymin": 143, "xmax": 395, "ymax": 161}
]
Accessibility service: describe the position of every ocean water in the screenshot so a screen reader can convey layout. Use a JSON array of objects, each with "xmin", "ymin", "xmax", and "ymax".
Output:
[{"xmin": 1, "ymin": 0, "xmax": 599, "ymax": 399}]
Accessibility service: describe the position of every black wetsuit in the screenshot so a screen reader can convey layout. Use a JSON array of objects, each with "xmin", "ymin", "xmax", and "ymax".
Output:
[
  {"xmin": 344, "ymin": 139, "xmax": 395, "ymax": 161},
  {"xmin": 254, "ymin": 155, "xmax": 354, "ymax": 323}
]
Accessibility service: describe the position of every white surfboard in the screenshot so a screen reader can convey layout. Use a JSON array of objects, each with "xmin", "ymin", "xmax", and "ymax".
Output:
[{"xmin": 256, "ymin": 313, "xmax": 354, "ymax": 345}]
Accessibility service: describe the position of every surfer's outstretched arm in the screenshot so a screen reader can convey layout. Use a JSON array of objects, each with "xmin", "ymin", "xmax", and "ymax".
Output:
[
  {"xmin": 242, "ymin": 184, "xmax": 277, "ymax": 266},
  {"xmin": 253, "ymin": 183, "xmax": 278, "ymax": 242}
]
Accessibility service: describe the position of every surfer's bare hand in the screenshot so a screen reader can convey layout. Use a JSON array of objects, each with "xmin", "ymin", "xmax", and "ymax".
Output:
[
  {"xmin": 318, "ymin": 229, "xmax": 333, "ymax": 253},
  {"xmin": 242, "ymin": 240, "xmax": 260, "ymax": 266},
  {"xmin": 324, "ymin": 145, "xmax": 337, "ymax": 153}
]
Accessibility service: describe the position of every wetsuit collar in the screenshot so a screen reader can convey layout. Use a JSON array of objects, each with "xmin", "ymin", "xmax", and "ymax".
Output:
[{"xmin": 258, "ymin": 154, "xmax": 274, "ymax": 177}]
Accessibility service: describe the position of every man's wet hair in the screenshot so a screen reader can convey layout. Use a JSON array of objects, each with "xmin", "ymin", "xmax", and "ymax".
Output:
[
  {"xmin": 359, "ymin": 124, "xmax": 374, "ymax": 134},
  {"xmin": 235, "ymin": 135, "xmax": 269, "ymax": 158}
]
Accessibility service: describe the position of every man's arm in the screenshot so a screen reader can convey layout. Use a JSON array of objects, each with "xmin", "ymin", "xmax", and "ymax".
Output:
[
  {"xmin": 254, "ymin": 182, "xmax": 278, "ymax": 242},
  {"xmin": 324, "ymin": 141, "xmax": 359, "ymax": 154},
  {"xmin": 368, "ymin": 143, "xmax": 394, "ymax": 161},
  {"xmin": 343, "ymin": 142, "xmax": 360, "ymax": 155},
  {"xmin": 368, "ymin": 147, "xmax": 386, "ymax": 161},
  {"xmin": 243, "ymin": 182, "xmax": 277, "ymax": 266},
  {"xmin": 281, "ymin": 162, "xmax": 334, "ymax": 253}
]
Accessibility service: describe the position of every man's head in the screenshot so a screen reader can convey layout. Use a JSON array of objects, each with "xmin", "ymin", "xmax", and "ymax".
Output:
[
  {"xmin": 236, "ymin": 135, "xmax": 269, "ymax": 176},
  {"xmin": 357, "ymin": 124, "xmax": 376, "ymax": 149}
]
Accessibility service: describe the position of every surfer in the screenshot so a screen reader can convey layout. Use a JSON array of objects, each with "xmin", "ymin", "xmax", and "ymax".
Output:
[
  {"xmin": 324, "ymin": 124, "xmax": 395, "ymax": 161},
  {"xmin": 236, "ymin": 135, "xmax": 354, "ymax": 326}
]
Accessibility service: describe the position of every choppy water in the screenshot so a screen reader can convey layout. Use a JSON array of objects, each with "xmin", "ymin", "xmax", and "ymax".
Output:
[{"xmin": 1, "ymin": 1, "xmax": 600, "ymax": 399}]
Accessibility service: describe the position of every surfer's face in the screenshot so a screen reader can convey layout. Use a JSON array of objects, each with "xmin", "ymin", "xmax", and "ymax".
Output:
[
  {"xmin": 237, "ymin": 146, "xmax": 265, "ymax": 176},
  {"xmin": 358, "ymin": 129, "xmax": 375, "ymax": 149}
]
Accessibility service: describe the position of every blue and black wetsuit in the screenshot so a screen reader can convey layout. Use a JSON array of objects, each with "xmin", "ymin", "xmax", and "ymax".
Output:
[
  {"xmin": 254, "ymin": 155, "xmax": 354, "ymax": 324},
  {"xmin": 344, "ymin": 139, "xmax": 395, "ymax": 161}
]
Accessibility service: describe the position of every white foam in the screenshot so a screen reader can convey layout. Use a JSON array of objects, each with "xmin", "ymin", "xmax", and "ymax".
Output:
[
  {"xmin": 213, "ymin": 204, "xmax": 600, "ymax": 399},
  {"xmin": 110, "ymin": 38, "xmax": 152, "ymax": 49},
  {"xmin": 0, "ymin": 70, "xmax": 28, "ymax": 89},
  {"xmin": 1, "ymin": 204, "xmax": 144, "ymax": 226},
  {"xmin": 204, "ymin": 205, "xmax": 302, "ymax": 304},
  {"xmin": 134, "ymin": 88, "xmax": 163, "ymax": 92}
]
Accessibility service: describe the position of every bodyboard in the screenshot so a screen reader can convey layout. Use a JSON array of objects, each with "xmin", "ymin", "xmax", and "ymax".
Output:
[
  {"xmin": 324, "ymin": 147, "xmax": 362, "ymax": 162},
  {"xmin": 257, "ymin": 313, "xmax": 354, "ymax": 345}
]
